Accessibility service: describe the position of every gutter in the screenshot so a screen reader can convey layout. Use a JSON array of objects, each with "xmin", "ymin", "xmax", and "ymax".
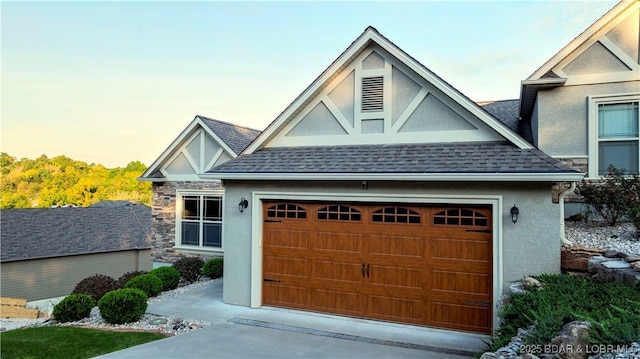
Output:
[{"xmin": 202, "ymin": 172, "xmax": 585, "ymax": 182}]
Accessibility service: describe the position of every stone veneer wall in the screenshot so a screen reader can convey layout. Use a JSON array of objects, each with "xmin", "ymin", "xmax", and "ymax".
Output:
[
  {"xmin": 150, "ymin": 180, "xmax": 224, "ymax": 264},
  {"xmin": 551, "ymin": 157, "xmax": 588, "ymax": 204}
]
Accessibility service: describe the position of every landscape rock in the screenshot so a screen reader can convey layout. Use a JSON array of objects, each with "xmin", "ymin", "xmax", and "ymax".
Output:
[
  {"xmin": 602, "ymin": 261, "xmax": 632, "ymax": 269},
  {"xmin": 625, "ymin": 255, "xmax": 640, "ymax": 263},
  {"xmin": 522, "ymin": 277, "xmax": 544, "ymax": 291},
  {"xmin": 603, "ymin": 250, "xmax": 621, "ymax": 258},
  {"xmin": 548, "ymin": 321, "xmax": 591, "ymax": 359},
  {"xmin": 633, "ymin": 262, "xmax": 640, "ymax": 272}
]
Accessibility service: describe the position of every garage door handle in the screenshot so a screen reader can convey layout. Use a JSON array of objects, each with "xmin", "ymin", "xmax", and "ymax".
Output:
[
  {"xmin": 264, "ymin": 278, "xmax": 281, "ymax": 283},
  {"xmin": 366, "ymin": 264, "xmax": 370, "ymax": 278},
  {"xmin": 362, "ymin": 264, "xmax": 365, "ymax": 277},
  {"xmin": 264, "ymin": 219, "xmax": 282, "ymax": 223},
  {"xmin": 465, "ymin": 229, "xmax": 491, "ymax": 233}
]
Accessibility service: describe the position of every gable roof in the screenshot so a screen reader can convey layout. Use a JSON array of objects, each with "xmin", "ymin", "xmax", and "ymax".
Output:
[
  {"xmin": 520, "ymin": 0, "xmax": 639, "ymax": 119},
  {"xmin": 209, "ymin": 142, "xmax": 582, "ymax": 182},
  {"xmin": 0, "ymin": 202, "xmax": 151, "ymax": 262},
  {"xmin": 243, "ymin": 26, "xmax": 533, "ymax": 154},
  {"xmin": 140, "ymin": 115, "xmax": 260, "ymax": 180}
]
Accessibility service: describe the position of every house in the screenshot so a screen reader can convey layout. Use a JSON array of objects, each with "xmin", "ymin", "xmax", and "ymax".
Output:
[
  {"xmin": 139, "ymin": 115, "xmax": 260, "ymax": 265},
  {"xmin": 0, "ymin": 201, "xmax": 152, "ymax": 302},
  {"xmin": 203, "ymin": 26, "xmax": 582, "ymax": 336},
  {"xmin": 139, "ymin": 1, "xmax": 638, "ymax": 336},
  {"xmin": 519, "ymin": 0, "xmax": 639, "ymax": 183}
]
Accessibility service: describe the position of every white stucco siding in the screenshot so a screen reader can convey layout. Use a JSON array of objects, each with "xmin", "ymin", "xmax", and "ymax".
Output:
[
  {"xmin": 536, "ymin": 81, "xmax": 640, "ymax": 157},
  {"xmin": 221, "ymin": 180, "xmax": 562, "ymax": 309}
]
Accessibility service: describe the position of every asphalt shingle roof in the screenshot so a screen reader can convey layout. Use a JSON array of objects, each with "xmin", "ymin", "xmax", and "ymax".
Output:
[
  {"xmin": 198, "ymin": 116, "xmax": 261, "ymax": 155},
  {"xmin": 0, "ymin": 202, "xmax": 151, "ymax": 262},
  {"xmin": 209, "ymin": 142, "xmax": 579, "ymax": 175},
  {"xmin": 480, "ymin": 100, "xmax": 534, "ymax": 144}
]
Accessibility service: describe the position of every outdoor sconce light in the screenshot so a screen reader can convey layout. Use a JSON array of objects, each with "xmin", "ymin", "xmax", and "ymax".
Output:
[
  {"xmin": 510, "ymin": 204, "xmax": 520, "ymax": 224},
  {"xmin": 238, "ymin": 197, "xmax": 249, "ymax": 213}
]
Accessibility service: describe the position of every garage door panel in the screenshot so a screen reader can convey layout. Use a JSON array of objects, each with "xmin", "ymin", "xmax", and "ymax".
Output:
[
  {"xmin": 368, "ymin": 295, "xmax": 424, "ymax": 322},
  {"xmin": 313, "ymin": 289, "xmax": 365, "ymax": 316},
  {"xmin": 431, "ymin": 238, "xmax": 491, "ymax": 261},
  {"xmin": 263, "ymin": 284, "xmax": 310, "ymax": 308},
  {"xmin": 369, "ymin": 265, "xmax": 422, "ymax": 289},
  {"xmin": 314, "ymin": 260, "xmax": 363, "ymax": 284},
  {"xmin": 264, "ymin": 256, "xmax": 309, "ymax": 279},
  {"xmin": 431, "ymin": 270, "xmax": 490, "ymax": 295},
  {"xmin": 430, "ymin": 302, "xmax": 492, "ymax": 334},
  {"xmin": 262, "ymin": 202, "xmax": 493, "ymax": 334},
  {"xmin": 264, "ymin": 229, "xmax": 309, "ymax": 249},
  {"xmin": 369, "ymin": 235, "xmax": 425, "ymax": 258},
  {"xmin": 313, "ymin": 232, "xmax": 363, "ymax": 254}
]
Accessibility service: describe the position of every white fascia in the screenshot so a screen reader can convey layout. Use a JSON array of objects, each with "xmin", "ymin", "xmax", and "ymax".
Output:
[{"xmin": 202, "ymin": 172, "xmax": 585, "ymax": 182}]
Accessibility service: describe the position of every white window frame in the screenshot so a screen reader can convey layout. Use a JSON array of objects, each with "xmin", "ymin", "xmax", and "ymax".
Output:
[
  {"xmin": 587, "ymin": 93, "xmax": 640, "ymax": 179},
  {"xmin": 175, "ymin": 190, "xmax": 225, "ymax": 253}
]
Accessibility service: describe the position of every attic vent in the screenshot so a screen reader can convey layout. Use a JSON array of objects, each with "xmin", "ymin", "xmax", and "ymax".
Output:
[{"xmin": 361, "ymin": 76, "xmax": 384, "ymax": 112}]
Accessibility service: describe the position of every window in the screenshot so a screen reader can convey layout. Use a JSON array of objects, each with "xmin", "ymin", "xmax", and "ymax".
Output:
[
  {"xmin": 178, "ymin": 193, "xmax": 223, "ymax": 250},
  {"xmin": 589, "ymin": 94, "xmax": 640, "ymax": 178},
  {"xmin": 317, "ymin": 205, "xmax": 360, "ymax": 221},
  {"xmin": 372, "ymin": 207, "xmax": 420, "ymax": 224},
  {"xmin": 266, "ymin": 203, "xmax": 307, "ymax": 219},
  {"xmin": 433, "ymin": 208, "xmax": 487, "ymax": 227}
]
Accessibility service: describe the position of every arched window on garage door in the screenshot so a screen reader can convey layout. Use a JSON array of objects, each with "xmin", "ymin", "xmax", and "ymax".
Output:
[
  {"xmin": 371, "ymin": 207, "xmax": 421, "ymax": 224},
  {"xmin": 433, "ymin": 208, "xmax": 488, "ymax": 227},
  {"xmin": 317, "ymin": 205, "xmax": 361, "ymax": 221},
  {"xmin": 266, "ymin": 203, "xmax": 307, "ymax": 219}
]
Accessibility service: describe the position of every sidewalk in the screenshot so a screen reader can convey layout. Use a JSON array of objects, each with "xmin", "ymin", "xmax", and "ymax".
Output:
[{"xmin": 95, "ymin": 280, "xmax": 487, "ymax": 358}]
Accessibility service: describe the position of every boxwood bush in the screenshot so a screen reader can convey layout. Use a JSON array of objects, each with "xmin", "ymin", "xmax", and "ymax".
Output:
[
  {"xmin": 149, "ymin": 266, "xmax": 180, "ymax": 291},
  {"xmin": 116, "ymin": 271, "xmax": 148, "ymax": 288},
  {"xmin": 98, "ymin": 288, "xmax": 148, "ymax": 324},
  {"xmin": 72, "ymin": 274, "xmax": 118, "ymax": 301},
  {"xmin": 124, "ymin": 273, "xmax": 163, "ymax": 298},
  {"xmin": 173, "ymin": 257, "xmax": 204, "ymax": 283},
  {"xmin": 52, "ymin": 294, "xmax": 95, "ymax": 323},
  {"xmin": 202, "ymin": 258, "xmax": 223, "ymax": 279}
]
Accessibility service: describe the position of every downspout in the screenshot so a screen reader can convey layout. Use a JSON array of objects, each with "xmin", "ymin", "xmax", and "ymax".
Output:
[{"xmin": 559, "ymin": 181, "xmax": 577, "ymax": 245}]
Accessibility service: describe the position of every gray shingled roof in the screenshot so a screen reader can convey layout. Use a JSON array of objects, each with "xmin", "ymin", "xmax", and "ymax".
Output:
[
  {"xmin": 198, "ymin": 116, "xmax": 261, "ymax": 155},
  {"xmin": 0, "ymin": 202, "xmax": 151, "ymax": 262},
  {"xmin": 480, "ymin": 100, "xmax": 534, "ymax": 144},
  {"xmin": 209, "ymin": 142, "xmax": 579, "ymax": 174}
]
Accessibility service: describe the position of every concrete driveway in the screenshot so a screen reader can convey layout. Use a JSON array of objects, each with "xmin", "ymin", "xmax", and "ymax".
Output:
[{"xmin": 95, "ymin": 279, "xmax": 487, "ymax": 358}]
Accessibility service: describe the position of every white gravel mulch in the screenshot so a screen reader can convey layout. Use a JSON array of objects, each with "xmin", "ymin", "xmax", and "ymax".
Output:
[
  {"xmin": 565, "ymin": 221, "xmax": 640, "ymax": 256},
  {"xmin": 0, "ymin": 279, "xmax": 215, "ymax": 335}
]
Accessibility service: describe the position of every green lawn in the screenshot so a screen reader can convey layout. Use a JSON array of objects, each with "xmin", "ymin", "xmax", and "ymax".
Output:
[{"xmin": 0, "ymin": 326, "xmax": 167, "ymax": 359}]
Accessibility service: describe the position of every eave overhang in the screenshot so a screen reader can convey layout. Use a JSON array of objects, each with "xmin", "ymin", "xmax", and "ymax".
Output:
[
  {"xmin": 202, "ymin": 172, "xmax": 584, "ymax": 182},
  {"xmin": 518, "ymin": 78, "xmax": 567, "ymax": 120}
]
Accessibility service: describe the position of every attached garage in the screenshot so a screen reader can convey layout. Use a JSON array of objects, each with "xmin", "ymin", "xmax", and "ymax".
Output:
[{"xmin": 262, "ymin": 201, "xmax": 492, "ymax": 333}]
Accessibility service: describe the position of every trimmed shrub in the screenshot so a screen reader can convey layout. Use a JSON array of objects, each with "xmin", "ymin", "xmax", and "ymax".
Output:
[
  {"xmin": 98, "ymin": 288, "xmax": 148, "ymax": 324},
  {"xmin": 116, "ymin": 271, "xmax": 148, "ymax": 288},
  {"xmin": 202, "ymin": 258, "xmax": 223, "ymax": 279},
  {"xmin": 124, "ymin": 273, "xmax": 163, "ymax": 297},
  {"xmin": 52, "ymin": 294, "xmax": 95, "ymax": 323},
  {"xmin": 173, "ymin": 257, "xmax": 204, "ymax": 283},
  {"xmin": 72, "ymin": 274, "xmax": 118, "ymax": 301},
  {"xmin": 149, "ymin": 266, "xmax": 180, "ymax": 291}
]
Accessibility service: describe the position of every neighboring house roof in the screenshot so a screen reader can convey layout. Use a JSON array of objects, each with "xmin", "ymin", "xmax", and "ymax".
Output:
[
  {"xmin": 140, "ymin": 115, "xmax": 260, "ymax": 181},
  {"xmin": 210, "ymin": 142, "xmax": 582, "ymax": 182},
  {"xmin": 243, "ymin": 26, "xmax": 533, "ymax": 154},
  {"xmin": 0, "ymin": 202, "xmax": 151, "ymax": 262},
  {"xmin": 519, "ymin": 0, "xmax": 640, "ymax": 119},
  {"xmin": 479, "ymin": 99, "xmax": 534, "ymax": 144}
]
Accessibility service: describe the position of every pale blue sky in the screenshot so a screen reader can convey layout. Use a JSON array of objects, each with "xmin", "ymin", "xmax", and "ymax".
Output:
[{"xmin": 1, "ymin": 1, "xmax": 618, "ymax": 167}]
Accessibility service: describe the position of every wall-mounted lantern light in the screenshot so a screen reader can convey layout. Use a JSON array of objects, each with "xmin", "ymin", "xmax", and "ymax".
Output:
[
  {"xmin": 510, "ymin": 204, "xmax": 520, "ymax": 224},
  {"xmin": 239, "ymin": 197, "xmax": 249, "ymax": 213}
]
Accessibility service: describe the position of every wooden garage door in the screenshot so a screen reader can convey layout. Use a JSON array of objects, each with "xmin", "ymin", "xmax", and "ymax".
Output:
[{"xmin": 262, "ymin": 202, "xmax": 493, "ymax": 334}]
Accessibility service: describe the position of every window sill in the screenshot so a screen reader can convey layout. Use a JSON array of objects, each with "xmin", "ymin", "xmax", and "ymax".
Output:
[{"xmin": 174, "ymin": 246, "xmax": 223, "ymax": 255}]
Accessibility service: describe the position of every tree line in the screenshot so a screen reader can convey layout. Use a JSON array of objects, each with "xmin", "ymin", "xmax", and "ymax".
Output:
[{"xmin": 1, "ymin": 153, "xmax": 152, "ymax": 208}]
